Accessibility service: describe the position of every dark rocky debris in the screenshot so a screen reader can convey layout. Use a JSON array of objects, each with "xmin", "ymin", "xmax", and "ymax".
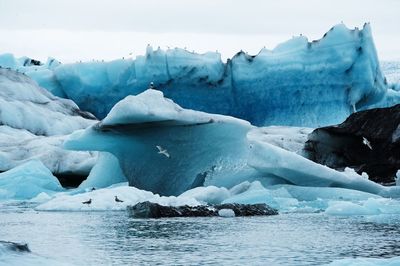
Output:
[
  {"xmin": 305, "ymin": 104, "xmax": 400, "ymax": 184},
  {"xmin": 127, "ymin": 201, "xmax": 278, "ymax": 218},
  {"xmin": 0, "ymin": 240, "xmax": 31, "ymax": 253}
]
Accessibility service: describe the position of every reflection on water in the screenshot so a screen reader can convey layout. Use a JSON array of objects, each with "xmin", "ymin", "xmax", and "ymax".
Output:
[{"xmin": 1, "ymin": 202, "xmax": 400, "ymax": 265}]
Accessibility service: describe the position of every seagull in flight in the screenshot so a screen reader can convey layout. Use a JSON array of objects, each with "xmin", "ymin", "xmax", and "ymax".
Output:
[
  {"xmin": 156, "ymin": 145, "xmax": 170, "ymax": 158},
  {"xmin": 362, "ymin": 137, "xmax": 373, "ymax": 150}
]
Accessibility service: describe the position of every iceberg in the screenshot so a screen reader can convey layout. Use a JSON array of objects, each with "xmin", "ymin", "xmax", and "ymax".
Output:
[
  {"xmin": 0, "ymin": 160, "xmax": 63, "ymax": 200},
  {"xmin": 2, "ymin": 24, "xmax": 398, "ymax": 127},
  {"xmin": 65, "ymin": 89, "xmax": 259, "ymax": 196},
  {"xmin": 63, "ymin": 89, "xmax": 400, "ymax": 199}
]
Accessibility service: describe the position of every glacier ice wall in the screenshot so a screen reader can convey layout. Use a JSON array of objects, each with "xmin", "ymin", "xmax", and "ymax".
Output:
[{"xmin": 2, "ymin": 23, "xmax": 398, "ymax": 127}]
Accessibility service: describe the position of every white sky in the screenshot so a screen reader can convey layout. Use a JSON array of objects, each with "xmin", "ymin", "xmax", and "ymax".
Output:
[{"xmin": 0, "ymin": 0, "xmax": 399, "ymax": 63}]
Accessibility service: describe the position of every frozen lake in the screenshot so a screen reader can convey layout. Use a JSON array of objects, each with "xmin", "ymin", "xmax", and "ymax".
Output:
[{"xmin": 1, "ymin": 201, "xmax": 400, "ymax": 265}]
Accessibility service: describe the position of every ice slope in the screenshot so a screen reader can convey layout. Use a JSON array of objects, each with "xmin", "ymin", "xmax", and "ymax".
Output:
[
  {"xmin": 0, "ymin": 68, "xmax": 97, "ymax": 176},
  {"xmin": 65, "ymin": 89, "xmax": 260, "ymax": 196},
  {"xmin": 3, "ymin": 24, "xmax": 398, "ymax": 127},
  {"xmin": 0, "ymin": 68, "xmax": 96, "ymax": 136},
  {"xmin": 0, "ymin": 160, "xmax": 64, "ymax": 200},
  {"xmin": 248, "ymin": 136, "xmax": 400, "ymax": 197}
]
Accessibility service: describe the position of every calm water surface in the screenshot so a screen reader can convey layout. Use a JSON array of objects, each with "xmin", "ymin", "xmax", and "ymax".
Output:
[{"xmin": 1, "ymin": 202, "xmax": 400, "ymax": 265}]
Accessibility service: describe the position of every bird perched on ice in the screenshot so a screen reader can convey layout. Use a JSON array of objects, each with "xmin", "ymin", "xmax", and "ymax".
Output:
[
  {"xmin": 115, "ymin": 196, "xmax": 124, "ymax": 203},
  {"xmin": 362, "ymin": 137, "xmax": 373, "ymax": 150},
  {"xmin": 156, "ymin": 145, "xmax": 170, "ymax": 158},
  {"xmin": 149, "ymin": 82, "xmax": 155, "ymax": 90},
  {"xmin": 82, "ymin": 199, "xmax": 92, "ymax": 205}
]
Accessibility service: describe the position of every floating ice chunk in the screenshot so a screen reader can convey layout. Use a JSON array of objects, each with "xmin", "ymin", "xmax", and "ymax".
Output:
[
  {"xmin": 282, "ymin": 185, "xmax": 380, "ymax": 202},
  {"xmin": 36, "ymin": 184, "xmax": 200, "ymax": 211},
  {"xmin": 328, "ymin": 256, "xmax": 400, "ymax": 266},
  {"xmin": 325, "ymin": 201, "xmax": 379, "ymax": 216},
  {"xmin": 179, "ymin": 186, "xmax": 230, "ymax": 205},
  {"xmin": 0, "ymin": 160, "xmax": 63, "ymax": 200},
  {"xmin": 222, "ymin": 182, "xmax": 281, "ymax": 210},
  {"xmin": 218, "ymin": 208, "xmax": 235, "ymax": 217},
  {"xmin": 325, "ymin": 198, "xmax": 400, "ymax": 216}
]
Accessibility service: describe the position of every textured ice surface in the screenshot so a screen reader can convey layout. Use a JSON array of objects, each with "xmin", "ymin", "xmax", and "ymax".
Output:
[
  {"xmin": 0, "ymin": 125, "xmax": 96, "ymax": 175},
  {"xmin": 0, "ymin": 68, "xmax": 96, "ymax": 136},
  {"xmin": 2, "ymin": 24, "xmax": 398, "ymax": 127},
  {"xmin": 247, "ymin": 126, "xmax": 312, "ymax": 155},
  {"xmin": 0, "ymin": 68, "xmax": 97, "ymax": 174},
  {"xmin": 0, "ymin": 160, "xmax": 63, "ymax": 200}
]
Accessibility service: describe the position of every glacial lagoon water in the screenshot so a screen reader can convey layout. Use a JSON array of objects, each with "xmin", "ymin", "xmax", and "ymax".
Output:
[{"xmin": 1, "ymin": 201, "xmax": 400, "ymax": 265}]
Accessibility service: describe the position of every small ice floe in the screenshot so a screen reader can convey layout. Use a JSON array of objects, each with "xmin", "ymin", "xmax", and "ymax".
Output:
[{"xmin": 218, "ymin": 208, "xmax": 236, "ymax": 218}]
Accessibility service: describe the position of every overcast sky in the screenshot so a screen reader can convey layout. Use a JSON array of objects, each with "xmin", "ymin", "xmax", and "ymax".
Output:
[{"xmin": 0, "ymin": 0, "xmax": 399, "ymax": 62}]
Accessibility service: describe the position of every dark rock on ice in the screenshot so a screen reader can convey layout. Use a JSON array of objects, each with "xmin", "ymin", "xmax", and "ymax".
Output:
[
  {"xmin": 0, "ymin": 240, "xmax": 31, "ymax": 253},
  {"xmin": 127, "ymin": 201, "xmax": 278, "ymax": 218},
  {"xmin": 305, "ymin": 104, "xmax": 400, "ymax": 184}
]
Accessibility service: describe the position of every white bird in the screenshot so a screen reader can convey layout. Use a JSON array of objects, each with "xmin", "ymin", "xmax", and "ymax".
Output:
[
  {"xmin": 156, "ymin": 145, "xmax": 170, "ymax": 158},
  {"xmin": 362, "ymin": 137, "xmax": 373, "ymax": 150}
]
